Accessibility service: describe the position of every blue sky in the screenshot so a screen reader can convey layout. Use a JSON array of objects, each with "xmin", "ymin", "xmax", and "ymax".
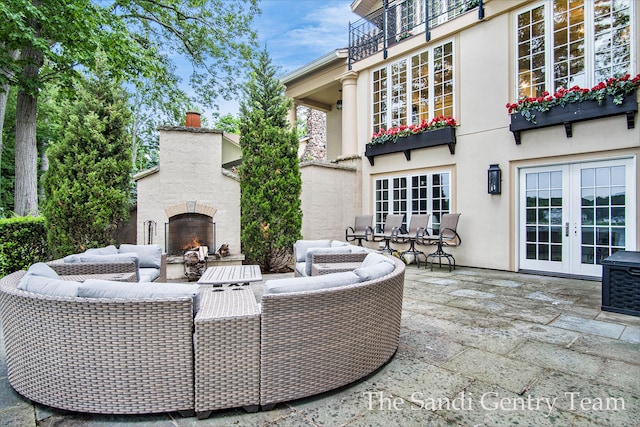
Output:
[{"xmin": 214, "ymin": 0, "xmax": 359, "ymax": 117}]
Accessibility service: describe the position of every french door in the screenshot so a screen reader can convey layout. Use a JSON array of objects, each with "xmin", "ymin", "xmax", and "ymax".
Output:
[{"xmin": 519, "ymin": 158, "xmax": 636, "ymax": 277}]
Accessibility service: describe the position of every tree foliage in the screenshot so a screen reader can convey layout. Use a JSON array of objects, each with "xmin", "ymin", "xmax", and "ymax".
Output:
[
  {"xmin": 0, "ymin": 0, "xmax": 259, "ymax": 215},
  {"xmin": 214, "ymin": 113, "xmax": 241, "ymax": 134},
  {"xmin": 42, "ymin": 63, "xmax": 132, "ymax": 257},
  {"xmin": 239, "ymin": 49, "xmax": 302, "ymax": 272}
]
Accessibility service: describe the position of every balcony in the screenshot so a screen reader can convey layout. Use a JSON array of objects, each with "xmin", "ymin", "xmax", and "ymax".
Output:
[{"xmin": 348, "ymin": 0, "xmax": 484, "ymax": 68}]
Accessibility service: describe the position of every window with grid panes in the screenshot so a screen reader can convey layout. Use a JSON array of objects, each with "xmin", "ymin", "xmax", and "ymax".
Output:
[
  {"xmin": 374, "ymin": 171, "xmax": 451, "ymax": 234},
  {"xmin": 372, "ymin": 41, "xmax": 454, "ymax": 134},
  {"xmin": 372, "ymin": 68, "xmax": 387, "ymax": 134},
  {"xmin": 390, "ymin": 60, "xmax": 407, "ymax": 128},
  {"xmin": 516, "ymin": 0, "xmax": 634, "ymax": 99}
]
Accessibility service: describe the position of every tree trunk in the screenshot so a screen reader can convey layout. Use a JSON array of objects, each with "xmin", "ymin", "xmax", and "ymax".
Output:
[
  {"xmin": 14, "ymin": 43, "xmax": 43, "ymax": 217},
  {"xmin": 0, "ymin": 82, "xmax": 9, "ymax": 204},
  {"xmin": 15, "ymin": 89, "xmax": 39, "ymax": 216}
]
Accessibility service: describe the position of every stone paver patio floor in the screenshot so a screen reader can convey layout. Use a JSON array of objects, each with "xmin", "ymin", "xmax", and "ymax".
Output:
[{"xmin": 1, "ymin": 265, "xmax": 638, "ymax": 426}]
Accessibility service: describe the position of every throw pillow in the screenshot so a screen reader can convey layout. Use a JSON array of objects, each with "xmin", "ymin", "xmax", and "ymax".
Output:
[
  {"xmin": 294, "ymin": 240, "xmax": 330, "ymax": 262},
  {"xmin": 353, "ymin": 262, "xmax": 395, "ymax": 282},
  {"xmin": 25, "ymin": 262, "xmax": 59, "ymax": 279},
  {"xmin": 84, "ymin": 245, "xmax": 118, "ymax": 255},
  {"xmin": 360, "ymin": 252, "xmax": 395, "ymax": 267},
  {"xmin": 119, "ymin": 244, "xmax": 162, "ymax": 269}
]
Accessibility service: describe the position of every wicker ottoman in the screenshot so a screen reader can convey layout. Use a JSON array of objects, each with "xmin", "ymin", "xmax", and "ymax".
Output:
[{"xmin": 194, "ymin": 287, "xmax": 261, "ymax": 418}]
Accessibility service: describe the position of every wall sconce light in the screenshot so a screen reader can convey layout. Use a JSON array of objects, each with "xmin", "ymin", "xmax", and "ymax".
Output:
[
  {"xmin": 336, "ymin": 89, "xmax": 342, "ymax": 110},
  {"xmin": 488, "ymin": 164, "xmax": 501, "ymax": 194}
]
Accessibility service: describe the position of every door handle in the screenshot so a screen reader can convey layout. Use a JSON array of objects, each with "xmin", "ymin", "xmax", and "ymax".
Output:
[{"xmin": 565, "ymin": 222, "xmax": 569, "ymax": 237}]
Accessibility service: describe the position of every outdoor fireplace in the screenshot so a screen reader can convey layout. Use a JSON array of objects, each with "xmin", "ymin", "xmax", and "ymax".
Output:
[{"xmin": 165, "ymin": 213, "xmax": 216, "ymax": 256}]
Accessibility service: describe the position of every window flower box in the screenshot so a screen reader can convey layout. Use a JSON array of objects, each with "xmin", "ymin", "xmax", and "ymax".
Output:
[
  {"xmin": 365, "ymin": 126, "xmax": 456, "ymax": 166},
  {"xmin": 365, "ymin": 116, "xmax": 457, "ymax": 166},
  {"xmin": 510, "ymin": 92, "xmax": 637, "ymax": 144},
  {"xmin": 507, "ymin": 75, "xmax": 639, "ymax": 144}
]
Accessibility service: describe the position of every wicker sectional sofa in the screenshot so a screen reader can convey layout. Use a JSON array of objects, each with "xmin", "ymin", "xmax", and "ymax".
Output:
[
  {"xmin": 0, "ymin": 246, "xmax": 405, "ymax": 417},
  {"xmin": 50, "ymin": 244, "xmax": 167, "ymax": 282},
  {"xmin": 0, "ymin": 269, "xmax": 197, "ymax": 415}
]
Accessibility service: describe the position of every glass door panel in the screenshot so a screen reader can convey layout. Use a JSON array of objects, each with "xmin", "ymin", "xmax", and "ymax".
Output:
[
  {"xmin": 520, "ymin": 167, "xmax": 568, "ymax": 273},
  {"xmin": 520, "ymin": 158, "xmax": 636, "ymax": 278},
  {"xmin": 573, "ymin": 160, "xmax": 635, "ymax": 277}
]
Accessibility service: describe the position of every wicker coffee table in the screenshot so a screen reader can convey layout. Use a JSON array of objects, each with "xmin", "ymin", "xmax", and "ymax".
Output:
[
  {"xmin": 194, "ymin": 287, "xmax": 261, "ymax": 418},
  {"xmin": 197, "ymin": 265, "xmax": 262, "ymax": 287}
]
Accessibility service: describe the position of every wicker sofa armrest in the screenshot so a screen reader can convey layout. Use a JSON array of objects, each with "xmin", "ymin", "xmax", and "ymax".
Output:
[
  {"xmin": 46, "ymin": 260, "xmax": 138, "ymax": 277},
  {"xmin": 158, "ymin": 253, "xmax": 167, "ymax": 282},
  {"xmin": 311, "ymin": 251, "xmax": 368, "ymax": 265}
]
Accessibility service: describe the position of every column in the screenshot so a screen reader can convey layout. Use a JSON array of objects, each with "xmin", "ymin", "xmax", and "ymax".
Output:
[
  {"xmin": 339, "ymin": 71, "xmax": 358, "ymax": 158},
  {"xmin": 287, "ymin": 103, "xmax": 297, "ymax": 131}
]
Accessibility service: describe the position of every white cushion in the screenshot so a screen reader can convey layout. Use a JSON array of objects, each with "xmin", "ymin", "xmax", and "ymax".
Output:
[
  {"xmin": 79, "ymin": 280, "xmax": 197, "ymax": 299},
  {"xmin": 304, "ymin": 246, "xmax": 352, "ymax": 276},
  {"xmin": 360, "ymin": 252, "xmax": 394, "ymax": 267},
  {"xmin": 138, "ymin": 267, "xmax": 160, "ymax": 282},
  {"xmin": 18, "ymin": 275, "xmax": 80, "ymax": 297},
  {"xmin": 264, "ymin": 271, "xmax": 360, "ymax": 295},
  {"xmin": 119, "ymin": 244, "xmax": 162, "ymax": 269},
  {"xmin": 84, "ymin": 245, "xmax": 118, "ymax": 255},
  {"xmin": 353, "ymin": 262, "xmax": 395, "ymax": 282},
  {"xmin": 26, "ymin": 262, "xmax": 59, "ymax": 279},
  {"xmin": 294, "ymin": 240, "xmax": 330, "ymax": 262},
  {"xmin": 79, "ymin": 280, "xmax": 200, "ymax": 313},
  {"xmin": 330, "ymin": 240, "xmax": 349, "ymax": 247},
  {"xmin": 295, "ymin": 262, "xmax": 306, "ymax": 276}
]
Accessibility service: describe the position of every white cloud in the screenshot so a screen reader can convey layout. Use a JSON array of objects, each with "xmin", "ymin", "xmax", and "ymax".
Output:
[{"xmin": 259, "ymin": 1, "xmax": 357, "ymax": 73}]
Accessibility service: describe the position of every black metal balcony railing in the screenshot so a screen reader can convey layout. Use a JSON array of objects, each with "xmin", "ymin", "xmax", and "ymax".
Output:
[{"xmin": 348, "ymin": 0, "xmax": 484, "ymax": 69}]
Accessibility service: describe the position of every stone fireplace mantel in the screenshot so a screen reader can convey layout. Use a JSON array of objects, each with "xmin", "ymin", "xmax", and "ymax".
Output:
[{"xmin": 165, "ymin": 201, "xmax": 217, "ymax": 218}]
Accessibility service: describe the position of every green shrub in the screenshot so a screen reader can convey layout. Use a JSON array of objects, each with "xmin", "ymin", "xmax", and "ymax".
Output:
[{"xmin": 0, "ymin": 216, "xmax": 50, "ymax": 276}]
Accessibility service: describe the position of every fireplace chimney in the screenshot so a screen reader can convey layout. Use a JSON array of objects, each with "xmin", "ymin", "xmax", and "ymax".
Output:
[{"xmin": 185, "ymin": 111, "xmax": 201, "ymax": 128}]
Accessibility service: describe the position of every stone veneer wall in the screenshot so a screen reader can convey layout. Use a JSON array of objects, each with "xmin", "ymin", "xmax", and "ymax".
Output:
[{"xmin": 300, "ymin": 108, "xmax": 327, "ymax": 161}]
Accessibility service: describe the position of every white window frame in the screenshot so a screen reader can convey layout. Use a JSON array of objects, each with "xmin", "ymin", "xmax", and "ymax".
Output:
[
  {"xmin": 372, "ymin": 39, "xmax": 455, "ymax": 134},
  {"xmin": 374, "ymin": 170, "xmax": 451, "ymax": 233},
  {"xmin": 514, "ymin": 0, "xmax": 636, "ymax": 98}
]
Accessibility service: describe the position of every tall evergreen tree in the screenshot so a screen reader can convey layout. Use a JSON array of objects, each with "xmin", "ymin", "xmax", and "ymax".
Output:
[
  {"xmin": 42, "ymin": 63, "xmax": 132, "ymax": 257},
  {"xmin": 238, "ymin": 49, "xmax": 302, "ymax": 272}
]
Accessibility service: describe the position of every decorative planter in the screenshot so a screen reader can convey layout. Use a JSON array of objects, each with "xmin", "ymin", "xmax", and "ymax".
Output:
[
  {"xmin": 365, "ymin": 127, "xmax": 456, "ymax": 166},
  {"xmin": 510, "ymin": 92, "xmax": 638, "ymax": 144}
]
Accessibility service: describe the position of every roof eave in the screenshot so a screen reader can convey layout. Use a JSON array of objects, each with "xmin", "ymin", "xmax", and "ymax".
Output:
[{"xmin": 281, "ymin": 49, "xmax": 348, "ymax": 84}]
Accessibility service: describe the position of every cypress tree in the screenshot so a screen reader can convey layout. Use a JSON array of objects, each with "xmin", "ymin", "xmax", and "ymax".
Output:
[
  {"xmin": 42, "ymin": 64, "xmax": 132, "ymax": 257},
  {"xmin": 239, "ymin": 49, "xmax": 302, "ymax": 272}
]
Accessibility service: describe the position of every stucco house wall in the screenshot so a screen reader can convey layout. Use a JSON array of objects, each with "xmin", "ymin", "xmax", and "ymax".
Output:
[
  {"xmin": 282, "ymin": 0, "xmax": 640, "ymax": 278},
  {"xmin": 135, "ymin": 128, "xmax": 241, "ymax": 258},
  {"xmin": 300, "ymin": 161, "xmax": 360, "ymax": 241}
]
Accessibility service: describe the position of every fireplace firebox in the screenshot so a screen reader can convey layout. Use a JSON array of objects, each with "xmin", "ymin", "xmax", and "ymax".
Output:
[{"xmin": 165, "ymin": 214, "xmax": 216, "ymax": 256}]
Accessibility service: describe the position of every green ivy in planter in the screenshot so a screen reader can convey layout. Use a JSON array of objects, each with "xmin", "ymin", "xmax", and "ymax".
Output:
[{"xmin": 506, "ymin": 73, "xmax": 640, "ymax": 124}]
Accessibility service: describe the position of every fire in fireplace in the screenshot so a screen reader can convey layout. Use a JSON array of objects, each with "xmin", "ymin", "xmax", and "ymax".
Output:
[{"xmin": 165, "ymin": 213, "xmax": 216, "ymax": 256}]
